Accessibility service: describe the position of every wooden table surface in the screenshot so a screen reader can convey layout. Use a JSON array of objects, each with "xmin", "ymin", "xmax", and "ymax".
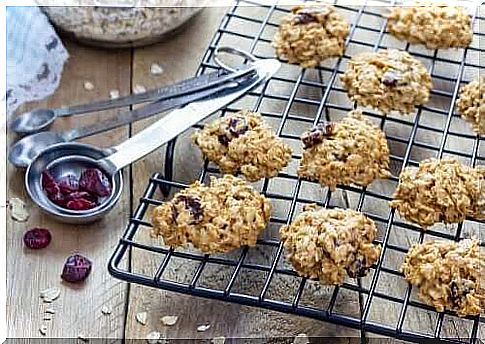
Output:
[{"xmin": 6, "ymin": 5, "xmax": 484, "ymax": 344}]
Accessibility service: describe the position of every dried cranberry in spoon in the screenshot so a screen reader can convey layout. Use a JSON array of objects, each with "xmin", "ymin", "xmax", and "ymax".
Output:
[
  {"xmin": 79, "ymin": 168, "xmax": 112, "ymax": 197},
  {"xmin": 61, "ymin": 253, "xmax": 92, "ymax": 283},
  {"xmin": 23, "ymin": 228, "xmax": 51, "ymax": 249},
  {"xmin": 58, "ymin": 174, "xmax": 79, "ymax": 195}
]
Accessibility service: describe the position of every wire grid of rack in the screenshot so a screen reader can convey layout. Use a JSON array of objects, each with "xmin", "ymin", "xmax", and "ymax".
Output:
[{"xmin": 109, "ymin": 1, "xmax": 484, "ymax": 342}]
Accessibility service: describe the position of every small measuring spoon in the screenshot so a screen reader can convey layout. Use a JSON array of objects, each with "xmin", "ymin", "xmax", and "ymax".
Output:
[
  {"xmin": 25, "ymin": 58, "xmax": 281, "ymax": 223},
  {"xmin": 9, "ymin": 63, "xmax": 251, "ymax": 135},
  {"xmin": 9, "ymin": 68, "xmax": 256, "ymax": 168}
]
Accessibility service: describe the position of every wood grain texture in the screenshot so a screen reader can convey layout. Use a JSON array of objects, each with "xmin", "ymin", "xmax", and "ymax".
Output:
[{"xmin": 6, "ymin": 40, "xmax": 131, "ymax": 341}]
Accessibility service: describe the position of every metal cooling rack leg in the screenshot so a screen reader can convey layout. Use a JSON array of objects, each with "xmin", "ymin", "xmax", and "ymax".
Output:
[{"xmin": 161, "ymin": 138, "xmax": 176, "ymax": 196}]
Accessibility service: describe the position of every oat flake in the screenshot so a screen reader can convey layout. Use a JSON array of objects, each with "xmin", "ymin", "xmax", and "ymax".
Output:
[
  {"xmin": 83, "ymin": 81, "xmax": 94, "ymax": 91},
  {"xmin": 78, "ymin": 334, "xmax": 89, "ymax": 342},
  {"xmin": 39, "ymin": 325, "xmax": 47, "ymax": 336},
  {"xmin": 133, "ymin": 84, "xmax": 146, "ymax": 94},
  {"xmin": 197, "ymin": 324, "xmax": 211, "ymax": 332},
  {"xmin": 136, "ymin": 311, "xmax": 148, "ymax": 325},
  {"xmin": 161, "ymin": 315, "xmax": 178, "ymax": 326},
  {"xmin": 293, "ymin": 333, "xmax": 310, "ymax": 344},
  {"xmin": 8, "ymin": 198, "xmax": 29, "ymax": 222},
  {"xmin": 211, "ymin": 336, "xmax": 226, "ymax": 344},
  {"xmin": 101, "ymin": 305, "xmax": 112, "ymax": 315},
  {"xmin": 146, "ymin": 331, "xmax": 161, "ymax": 344},
  {"xmin": 109, "ymin": 89, "xmax": 120, "ymax": 99},
  {"xmin": 40, "ymin": 287, "xmax": 60, "ymax": 303},
  {"xmin": 45, "ymin": 307, "xmax": 56, "ymax": 314},
  {"xmin": 150, "ymin": 63, "xmax": 164, "ymax": 75}
]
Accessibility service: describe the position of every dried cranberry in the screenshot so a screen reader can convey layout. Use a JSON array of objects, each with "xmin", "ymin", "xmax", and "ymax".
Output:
[
  {"xmin": 61, "ymin": 253, "xmax": 92, "ymax": 283},
  {"xmin": 58, "ymin": 175, "xmax": 79, "ymax": 195},
  {"xmin": 346, "ymin": 257, "xmax": 368, "ymax": 278},
  {"xmin": 382, "ymin": 69, "xmax": 401, "ymax": 87},
  {"xmin": 173, "ymin": 195, "xmax": 203, "ymax": 224},
  {"xmin": 301, "ymin": 122, "xmax": 335, "ymax": 149},
  {"xmin": 228, "ymin": 117, "xmax": 249, "ymax": 136},
  {"xmin": 218, "ymin": 134, "xmax": 231, "ymax": 146},
  {"xmin": 66, "ymin": 198, "xmax": 97, "ymax": 211},
  {"xmin": 65, "ymin": 191, "xmax": 97, "ymax": 203},
  {"xmin": 42, "ymin": 171, "xmax": 62, "ymax": 199},
  {"xmin": 79, "ymin": 168, "xmax": 112, "ymax": 197},
  {"xmin": 23, "ymin": 228, "xmax": 51, "ymax": 249},
  {"xmin": 294, "ymin": 12, "xmax": 317, "ymax": 24}
]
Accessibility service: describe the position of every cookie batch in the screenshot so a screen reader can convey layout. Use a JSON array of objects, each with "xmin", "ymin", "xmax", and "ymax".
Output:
[{"xmin": 151, "ymin": 2, "xmax": 484, "ymax": 317}]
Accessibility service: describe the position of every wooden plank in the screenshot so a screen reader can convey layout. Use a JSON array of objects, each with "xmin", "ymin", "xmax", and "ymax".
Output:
[{"xmin": 6, "ymin": 40, "xmax": 131, "ymax": 341}]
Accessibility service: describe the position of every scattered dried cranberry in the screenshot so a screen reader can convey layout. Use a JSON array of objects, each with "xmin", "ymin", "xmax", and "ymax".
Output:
[
  {"xmin": 61, "ymin": 253, "xmax": 92, "ymax": 283},
  {"xmin": 173, "ymin": 195, "xmax": 203, "ymax": 224},
  {"xmin": 58, "ymin": 175, "xmax": 79, "ymax": 195},
  {"xmin": 66, "ymin": 198, "xmax": 97, "ymax": 211},
  {"xmin": 23, "ymin": 227, "xmax": 51, "ymax": 249},
  {"xmin": 301, "ymin": 122, "xmax": 335, "ymax": 149},
  {"xmin": 382, "ymin": 69, "xmax": 401, "ymax": 87},
  {"xmin": 79, "ymin": 168, "xmax": 112, "ymax": 197}
]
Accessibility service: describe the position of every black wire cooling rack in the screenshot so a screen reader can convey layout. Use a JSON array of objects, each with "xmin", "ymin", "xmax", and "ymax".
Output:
[{"xmin": 109, "ymin": 1, "xmax": 484, "ymax": 343}]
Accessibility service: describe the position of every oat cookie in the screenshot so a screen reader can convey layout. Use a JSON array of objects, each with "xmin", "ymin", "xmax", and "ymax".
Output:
[
  {"xmin": 390, "ymin": 158, "xmax": 485, "ymax": 228},
  {"xmin": 387, "ymin": 3, "xmax": 473, "ymax": 49},
  {"xmin": 151, "ymin": 175, "xmax": 271, "ymax": 254},
  {"xmin": 280, "ymin": 205, "xmax": 381, "ymax": 285},
  {"xmin": 297, "ymin": 110, "xmax": 391, "ymax": 190},
  {"xmin": 272, "ymin": 3, "xmax": 350, "ymax": 68},
  {"xmin": 457, "ymin": 76, "xmax": 485, "ymax": 135},
  {"xmin": 192, "ymin": 110, "xmax": 292, "ymax": 182},
  {"xmin": 402, "ymin": 239, "xmax": 485, "ymax": 317},
  {"xmin": 340, "ymin": 49, "xmax": 432, "ymax": 114}
]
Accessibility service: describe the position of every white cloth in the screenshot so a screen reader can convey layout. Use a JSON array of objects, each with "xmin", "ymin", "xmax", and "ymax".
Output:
[{"xmin": 6, "ymin": 6, "xmax": 69, "ymax": 117}]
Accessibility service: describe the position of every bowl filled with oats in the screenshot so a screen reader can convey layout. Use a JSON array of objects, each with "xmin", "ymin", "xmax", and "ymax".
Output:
[{"xmin": 41, "ymin": 0, "xmax": 206, "ymax": 48}]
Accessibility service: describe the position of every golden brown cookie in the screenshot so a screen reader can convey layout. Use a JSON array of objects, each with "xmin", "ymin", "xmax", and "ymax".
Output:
[
  {"xmin": 192, "ymin": 110, "xmax": 292, "ymax": 182},
  {"xmin": 402, "ymin": 239, "xmax": 485, "ymax": 317},
  {"xmin": 390, "ymin": 158, "xmax": 485, "ymax": 228},
  {"xmin": 297, "ymin": 110, "xmax": 391, "ymax": 190},
  {"xmin": 457, "ymin": 77, "xmax": 485, "ymax": 135},
  {"xmin": 151, "ymin": 175, "xmax": 271, "ymax": 254},
  {"xmin": 340, "ymin": 49, "xmax": 432, "ymax": 114},
  {"xmin": 272, "ymin": 3, "xmax": 349, "ymax": 68},
  {"xmin": 387, "ymin": 3, "xmax": 473, "ymax": 49},
  {"xmin": 280, "ymin": 205, "xmax": 381, "ymax": 285}
]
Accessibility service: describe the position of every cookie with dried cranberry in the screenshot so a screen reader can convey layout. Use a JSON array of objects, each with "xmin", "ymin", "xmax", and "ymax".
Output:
[
  {"xmin": 280, "ymin": 204, "xmax": 381, "ymax": 285},
  {"xmin": 272, "ymin": 3, "xmax": 350, "ymax": 68},
  {"xmin": 456, "ymin": 76, "xmax": 485, "ymax": 135},
  {"xmin": 402, "ymin": 239, "xmax": 485, "ymax": 317},
  {"xmin": 387, "ymin": 3, "xmax": 473, "ymax": 49},
  {"xmin": 192, "ymin": 110, "xmax": 292, "ymax": 182},
  {"xmin": 340, "ymin": 49, "xmax": 432, "ymax": 114},
  {"xmin": 151, "ymin": 175, "xmax": 271, "ymax": 254},
  {"xmin": 297, "ymin": 110, "xmax": 391, "ymax": 190}
]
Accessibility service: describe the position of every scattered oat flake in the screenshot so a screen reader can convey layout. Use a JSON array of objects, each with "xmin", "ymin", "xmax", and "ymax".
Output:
[
  {"xmin": 9, "ymin": 198, "xmax": 29, "ymax": 222},
  {"xmin": 83, "ymin": 81, "xmax": 95, "ymax": 91},
  {"xmin": 293, "ymin": 333, "xmax": 310, "ymax": 344},
  {"xmin": 45, "ymin": 307, "xmax": 56, "ymax": 314},
  {"xmin": 39, "ymin": 325, "xmax": 47, "ymax": 336},
  {"xmin": 78, "ymin": 334, "xmax": 89, "ymax": 342},
  {"xmin": 136, "ymin": 311, "xmax": 148, "ymax": 325},
  {"xmin": 109, "ymin": 89, "xmax": 120, "ymax": 99},
  {"xmin": 197, "ymin": 324, "xmax": 211, "ymax": 332},
  {"xmin": 43, "ymin": 315, "xmax": 53, "ymax": 321},
  {"xmin": 134, "ymin": 84, "xmax": 146, "ymax": 94},
  {"xmin": 211, "ymin": 336, "xmax": 226, "ymax": 344},
  {"xmin": 101, "ymin": 305, "xmax": 112, "ymax": 315},
  {"xmin": 150, "ymin": 63, "xmax": 164, "ymax": 75},
  {"xmin": 161, "ymin": 315, "xmax": 178, "ymax": 326},
  {"xmin": 40, "ymin": 287, "xmax": 60, "ymax": 302},
  {"xmin": 146, "ymin": 331, "xmax": 161, "ymax": 344}
]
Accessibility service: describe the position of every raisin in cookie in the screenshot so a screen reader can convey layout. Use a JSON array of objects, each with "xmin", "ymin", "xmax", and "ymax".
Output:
[
  {"xmin": 340, "ymin": 49, "xmax": 432, "ymax": 114},
  {"xmin": 391, "ymin": 158, "xmax": 485, "ymax": 228},
  {"xmin": 151, "ymin": 175, "xmax": 271, "ymax": 254},
  {"xmin": 192, "ymin": 110, "xmax": 292, "ymax": 182},
  {"xmin": 280, "ymin": 205, "xmax": 381, "ymax": 285},
  {"xmin": 402, "ymin": 239, "xmax": 484, "ymax": 317},
  {"xmin": 272, "ymin": 3, "xmax": 349, "ymax": 68},
  {"xmin": 387, "ymin": 3, "xmax": 473, "ymax": 49},
  {"xmin": 297, "ymin": 110, "xmax": 391, "ymax": 190},
  {"xmin": 457, "ymin": 76, "xmax": 485, "ymax": 135}
]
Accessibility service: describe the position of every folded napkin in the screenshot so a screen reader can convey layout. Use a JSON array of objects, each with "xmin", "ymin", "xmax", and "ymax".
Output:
[{"xmin": 6, "ymin": 6, "xmax": 69, "ymax": 117}]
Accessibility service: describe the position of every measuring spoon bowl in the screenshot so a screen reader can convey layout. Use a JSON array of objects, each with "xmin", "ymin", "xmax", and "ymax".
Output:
[
  {"xmin": 26, "ymin": 142, "xmax": 123, "ymax": 224},
  {"xmin": 8, "ymin": 131, "xmax": 66, "ymax": 168},
  {"xmin": 10, "ymin": 109, "xmax": 58, "ymax": 134}
]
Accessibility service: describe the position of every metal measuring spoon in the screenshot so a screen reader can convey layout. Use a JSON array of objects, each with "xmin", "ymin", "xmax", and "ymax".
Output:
[
  {"xmin": 25, "ymin": 58, "xmax": 281, "ymax": 223},
  {"xmin": 9, "ymin": 66, "xmax": 251, "ymax": 135},
  {"xmin": 8, "ymin": 67, "xmax": 257, "ymax": 168}
]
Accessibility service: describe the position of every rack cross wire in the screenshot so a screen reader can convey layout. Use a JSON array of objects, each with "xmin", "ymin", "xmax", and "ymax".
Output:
[{"xmin": 109, "ymin": 1, "xmax": 485, "ymax": 342}]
